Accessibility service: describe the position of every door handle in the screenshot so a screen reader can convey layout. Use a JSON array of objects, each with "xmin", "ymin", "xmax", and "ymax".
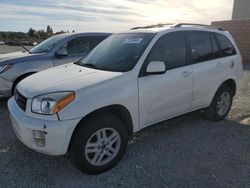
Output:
[
  {"xmin": 181, "ymin": 71, "xmax": 192, "ymax": 77},
  {"xmin": 230, "ymin": 60, "xmax": 235, "ymax": 68},
  {"xmin": 216, "ymin": 62, "xmax": 223, "ymax": 68}
]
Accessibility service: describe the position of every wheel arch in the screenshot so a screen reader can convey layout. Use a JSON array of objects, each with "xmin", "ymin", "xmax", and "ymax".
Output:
[
  {"xmin": 68, "ymin": 104, "xmax": 134, "ymax": 152},
  {"xmin": 221, "ymin": 78, "xmax": 237, "ymax": 96},
  {"xmin": 12, "ymin": 72, "xmax": 36, "ymax": 94},
  {"xmin": 208, "ymin": 78, "xmax": 237, "ymax": 107}
]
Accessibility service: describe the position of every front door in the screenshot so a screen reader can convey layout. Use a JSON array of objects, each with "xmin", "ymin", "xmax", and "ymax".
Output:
[{"xmin": 138, "ymin": 31, "xmax": 193, "ymax": 128}]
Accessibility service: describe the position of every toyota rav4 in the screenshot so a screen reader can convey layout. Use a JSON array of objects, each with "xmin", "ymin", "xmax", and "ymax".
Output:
[{"xmin": 8, "ymin": 23, "xmax": 243, "ymax": 174}]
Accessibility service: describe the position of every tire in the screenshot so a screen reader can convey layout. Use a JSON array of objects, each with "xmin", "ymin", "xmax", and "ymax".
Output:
[
  {"xmin": 69, "ymin": 113, "xmax": 128, "ymax": 174},
  {"xmin": 205, "ymin": 84, "xmax": 233, "ymax": 122}
]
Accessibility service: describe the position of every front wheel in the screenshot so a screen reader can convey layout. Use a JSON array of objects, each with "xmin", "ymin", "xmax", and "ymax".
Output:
[
  {"xmin": 205, "ymin": 84, "xmax": 233, "ymax": 122},
  {"xmin": 69, "ymin": 114, "xmax": 128, "ymax": 174}
]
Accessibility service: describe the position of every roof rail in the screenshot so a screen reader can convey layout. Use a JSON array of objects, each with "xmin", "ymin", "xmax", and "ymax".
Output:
[
  {"xmin": 131, "ymin": 23, "xmax": 224, "ymax": 31},
  {"xmin": 172, "ymin": 23, "xmax": 224, "ymax": 31},
  {"xmin": 130, "ymin": 23, "xmax": 174, "ymax": 30}
]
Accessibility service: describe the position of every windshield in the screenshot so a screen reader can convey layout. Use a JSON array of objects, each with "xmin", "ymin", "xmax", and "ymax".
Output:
[
  {"xmin": 30, "ymin": 35, "xmax": 66, "ymax": 54},
  {"xmin": 79, "ymin": 33, "xmax": 155, "ymax": 72}
]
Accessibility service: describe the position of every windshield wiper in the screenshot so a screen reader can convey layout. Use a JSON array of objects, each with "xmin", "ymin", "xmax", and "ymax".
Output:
[
  {"xmin": 18, "ymin": 42, "xmax": 32, "ymax": 54},
  {"xmin": 81, "ymin": 63, "xmax": 102, "ymax": 70},
  {"xmin": 74, "ymin": 58, "xmax": 84, "ymax": 65},
  {"xmin": 75, "ymin": 62, "xmax": 121, "ymax": 72},
  {"xmin": 98, "ymin": 66, "xmax": 121, "ymax": 72}
]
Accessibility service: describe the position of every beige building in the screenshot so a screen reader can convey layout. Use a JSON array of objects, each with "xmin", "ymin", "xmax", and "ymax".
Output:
[
  {"xmin": 212, "ymin": 0, "xmax": 250, "ymax": 63},
  {"xmin": 232, "ymin": 0, "xmax": 250, "ymax": 19}
]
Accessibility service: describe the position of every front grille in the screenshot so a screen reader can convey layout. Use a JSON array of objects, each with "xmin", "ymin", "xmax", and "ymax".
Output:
[{"xmin": 15, "ymin": 90, "xmax": 27, "ymax": 111}]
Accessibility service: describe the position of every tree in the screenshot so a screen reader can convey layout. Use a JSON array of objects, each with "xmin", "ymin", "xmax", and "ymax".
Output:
[
  {"xmin": 28, "ymin": 28, "xmax": 35, "ymax": 38},
  {"xmin": 46, "ymin": 25, "xmax": 53, "ymax": 34},
  {"xmin": 55, "ymin": 30, "xmax": 66, "ymax": 35},
  {"xmin": 37, "ymin": 30, "xmax": 48, "ymax": 39},
  {"xmin": 1, "ymin": 32, "xmax": 7, "ymax": 39}
]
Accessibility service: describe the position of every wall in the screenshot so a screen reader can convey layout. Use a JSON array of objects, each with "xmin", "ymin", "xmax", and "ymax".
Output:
[
  {"xmin": 232, "ymin": 0, "xmax": 250, "ymax": 19},
  {"xmin": 212, "ymin": 19, "xmax": 250, "ymax": 63}
]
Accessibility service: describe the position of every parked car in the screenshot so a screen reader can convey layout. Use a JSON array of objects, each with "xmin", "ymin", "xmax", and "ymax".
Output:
[
  {"xmin": 20, "ymin": 40, "xmax": 33, "ymax": 46},
  {"xmin": 0, "ymin": 41, "xmax": 4, "ymax": 45},
  {"xmin": 0, "ymin": 32, "xmax": 111, "ymax": 97},
  {"xmin": 32, "ymin": 41, "xmax": 38, "ymax": 46},
  {"xmin": 8, "ymin": 23, "xmax": 243, "ymax": 174},
  {"xmin": 5, "ymin": 40, "xmax": 21, "ymax": 46}
]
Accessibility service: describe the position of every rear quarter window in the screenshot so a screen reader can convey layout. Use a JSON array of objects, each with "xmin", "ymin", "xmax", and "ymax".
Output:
[{"xmin": 215, "ymin": 34, "xmax": 236, "ymax": 57}]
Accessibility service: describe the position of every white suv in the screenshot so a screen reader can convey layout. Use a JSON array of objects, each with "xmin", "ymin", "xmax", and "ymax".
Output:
[{"xmin": 8, "ymin": 23, "xmax": 243, "ymax": 174}]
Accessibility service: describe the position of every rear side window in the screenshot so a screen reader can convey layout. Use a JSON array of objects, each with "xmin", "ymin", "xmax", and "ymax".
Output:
[
  {"xmin": 146, "ymin": 32, "xmax": 186, "ymax": 70},
  {"xmin": 188, "ymin": 31, "xmax": 213, "ymax": 63},
  {"xmin": 215, "ymin": 34, "xmax": 236, "ymax": 57}
]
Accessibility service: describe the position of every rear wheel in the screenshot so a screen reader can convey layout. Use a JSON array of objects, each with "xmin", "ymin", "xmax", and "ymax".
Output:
[
  {"xmin": 205, "ymin": 84, "xmax": 233, "ymax": 121},
  {"xmin": 69, "ymin": 114, "xmax": 128, "ymax": 174}
]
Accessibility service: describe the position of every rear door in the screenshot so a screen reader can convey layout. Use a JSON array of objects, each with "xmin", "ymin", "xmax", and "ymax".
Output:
[
  {"xmin": 189, "ymin": 31, "xmax": 232, "ymax": 109},
  {"xmin": 215, "ymin": 33, "xmax": 237, "ymax": 77},
  {"xmin": 138, "ymin": 31, "xmax": 193, "ymax": 128}
]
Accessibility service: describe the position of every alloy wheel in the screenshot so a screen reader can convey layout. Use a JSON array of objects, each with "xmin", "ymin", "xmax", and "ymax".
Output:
[{"xmin": 84, "ymin": 128, "xmax": 121, "ymax": 166}]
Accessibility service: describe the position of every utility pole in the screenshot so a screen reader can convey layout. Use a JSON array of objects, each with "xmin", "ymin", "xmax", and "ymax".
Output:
[{"xmin": 76, "ymin": 19, "xmax": 79, "ymax": 32}]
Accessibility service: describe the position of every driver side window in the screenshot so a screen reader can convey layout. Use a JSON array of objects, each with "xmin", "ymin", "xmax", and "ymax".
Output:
[
  {"xmin": 146, "ymin": 32, "xmax": 187, "ymax": 70},
  {"xmin": 61, "ymin": 37, "xmax": 91, "ymax": 55}
]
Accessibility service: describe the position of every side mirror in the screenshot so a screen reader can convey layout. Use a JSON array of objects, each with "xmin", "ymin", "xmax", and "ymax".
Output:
[
  {"xmin": 55, "ymin": 48, "xmax": 68, "ymax": 57},
  {"xmin": 146, "ymin": 61, "xmax": 166, "ymax": 74}
]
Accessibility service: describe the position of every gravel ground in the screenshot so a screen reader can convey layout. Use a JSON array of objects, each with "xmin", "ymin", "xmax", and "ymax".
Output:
[{"xmin": 0, "ymin": 47, "xmax": 250, "ymax": 187}]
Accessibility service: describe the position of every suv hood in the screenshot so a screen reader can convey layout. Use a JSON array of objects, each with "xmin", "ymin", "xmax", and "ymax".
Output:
[
  {"xmin": 0, "ymin": 51, "xmax": 46, "ymax": 66},
  {"xmin": 17, "ymin": 63, "xmax": 122, "ymax": 98}
]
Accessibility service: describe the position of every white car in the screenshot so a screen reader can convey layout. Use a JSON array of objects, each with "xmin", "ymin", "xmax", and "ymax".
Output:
[{"xmin": 8, "ymin": 23, "xmax": 243, "ymax": 174}]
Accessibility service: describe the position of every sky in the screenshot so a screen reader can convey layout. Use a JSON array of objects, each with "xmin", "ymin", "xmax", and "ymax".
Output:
[{"xmin": 0, "ymin": 0, "xmax": 234, "ymax": 33}]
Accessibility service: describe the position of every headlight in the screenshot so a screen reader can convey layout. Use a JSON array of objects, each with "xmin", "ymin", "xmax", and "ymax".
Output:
[
  {"xmin": 0, "ymin": 64, "xmax": 13, "ymax": 74},
  {"xmin": 31, "ymin": 92, "xmax": 75, "ymax": 115}
]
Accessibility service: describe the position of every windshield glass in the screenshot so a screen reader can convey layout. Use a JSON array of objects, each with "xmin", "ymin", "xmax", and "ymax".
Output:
[
  {"xmin": 79, "ymin": 33, "xmax": 155, "ymax": 72},
  {"xmin": 30, "ymin": 35, "xmax": 66, "ymax": 54}
]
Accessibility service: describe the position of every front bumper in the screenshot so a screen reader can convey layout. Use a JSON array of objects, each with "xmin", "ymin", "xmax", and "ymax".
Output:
[
  {"xmin": 8, "ymin": 97, "xmax": 81, "ymax": 155},
  {"xmin": 0, "ymin": 76, "xmax": 12, "ymax": 97}
]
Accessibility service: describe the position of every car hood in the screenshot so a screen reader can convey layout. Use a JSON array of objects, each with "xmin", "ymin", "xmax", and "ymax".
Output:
[
  {"xmin": 0, "ymin": 51, "xmax": 46, "ymax": 66},
  {"xmin": 17, "ymin": 63, "xmax": 123, "ymax": 98}
]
